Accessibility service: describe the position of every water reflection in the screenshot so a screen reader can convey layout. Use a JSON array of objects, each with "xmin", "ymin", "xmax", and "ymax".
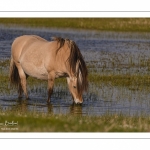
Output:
[
  {"xmin": 69, "ymin": 103, "xmax": 82, "ymax": 116},
  {"xmin": 13, "ymin": 99, "xmax": 28, "ymax": 113},
  {"xmin": 47, "ymin": 103, "xmax": 53, "ymax": 114},
  {"xmin": 6, "ymin": 98, "xmax": 83, "ymax": 116},
  {"xmin": 18, "ymin": 100, "xmax": 27, "ymax": 112}
]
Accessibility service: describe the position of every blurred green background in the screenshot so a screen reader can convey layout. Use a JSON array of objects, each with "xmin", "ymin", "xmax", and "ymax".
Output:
[{"xmin": 1, "ymin": 18, "xmax": 150, "ymax": 32}]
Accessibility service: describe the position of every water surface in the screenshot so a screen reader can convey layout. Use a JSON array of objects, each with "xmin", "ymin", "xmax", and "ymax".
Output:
[{"xmin": 1, "ymin": 26, "xmax": 150, "ymax": 116}]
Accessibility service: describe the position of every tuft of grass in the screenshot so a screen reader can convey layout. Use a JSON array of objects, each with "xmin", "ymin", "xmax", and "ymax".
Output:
[{"xmin": 0, "ymin": 59, "xmax": 10, "ymax": 68}]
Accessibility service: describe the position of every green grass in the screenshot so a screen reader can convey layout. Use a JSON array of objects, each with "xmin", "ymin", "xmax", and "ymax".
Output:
[
  {"xmin": 1, "ymin": 71, "xmax": 150, "ymax": 92},
  {"xmin": 0, "ymin": 111, "xmax": 150, "ymax": 132},
  {"xmin": 1, "ymin": 58, "xmax": 150, "ymax": 93},
  {"xmin": 1, "ymin": 18, "xmax": 150, "ymax": 32},
  {"xmin": 89, "ymin": 73, "xmax": 150, "ymax": 88}
]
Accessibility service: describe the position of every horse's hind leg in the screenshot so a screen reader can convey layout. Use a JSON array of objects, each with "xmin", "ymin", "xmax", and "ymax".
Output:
[
  {"xmin": 18, "ymin": 74, "xmax": 29, "ymax": 98},
  {"xmin": 18, "ymin": 82, "xmax": 23, "ymax": 98},
  {"xmin": 16, "ymin": 64, "xmax": 29, "ymax": 99}
]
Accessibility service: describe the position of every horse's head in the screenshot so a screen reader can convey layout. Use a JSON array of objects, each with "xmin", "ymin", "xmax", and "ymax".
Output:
[
  {"xmin": 54, "ymin": 37, "xmax": 88, "ymax": 104},
  {"xmin": 64, "ymin": 40, "xmax": 88, "ymax": 104},
  {"xmin": 67, "ymin": 76, "xmax": 83, "ymax": 104}
]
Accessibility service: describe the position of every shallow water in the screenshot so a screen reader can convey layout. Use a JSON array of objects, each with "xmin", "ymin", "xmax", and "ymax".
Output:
[{"xmin": 1, "ymin": 26, "xmax": 150, "ymax": 116}]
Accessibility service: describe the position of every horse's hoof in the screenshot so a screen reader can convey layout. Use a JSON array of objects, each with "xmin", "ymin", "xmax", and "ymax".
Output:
[
  {"xmin": 18, "ymin": 96, "xmax": 22, "ymax": 99},
  {"xmin": 26, "ymin": 97, "xmax": 30, "ymax": 100},
  {"xmin": 47, "ymin": 100, "xmax": 51, "ymax": 104}
]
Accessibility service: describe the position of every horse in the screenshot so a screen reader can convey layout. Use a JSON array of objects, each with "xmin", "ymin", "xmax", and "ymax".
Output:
[{"xmin": 9, "ymin": 35, "xmax": 88, "ymax": 104}]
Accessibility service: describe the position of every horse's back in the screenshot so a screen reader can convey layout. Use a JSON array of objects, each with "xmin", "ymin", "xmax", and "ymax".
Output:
[
  {"xmin": 13, "ymin": 35, "xmax": 47, "ymax": 42},
  {"xmin": 12, "ymin": 35, "xmax": 48, "ymax": 51},
  {"xmin": 11, "ymin": 35, "xmax": 48, "ymax": 61}
]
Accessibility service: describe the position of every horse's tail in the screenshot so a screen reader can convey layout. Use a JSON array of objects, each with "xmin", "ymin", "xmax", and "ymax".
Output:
[{"xmin": 9, "ymin": 56, "xmax": 20, "ymax": 88}]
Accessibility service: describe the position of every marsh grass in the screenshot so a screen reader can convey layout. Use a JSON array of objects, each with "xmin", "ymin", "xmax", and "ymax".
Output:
[
  {"xmin": 0, "ymin": 110, "xmax": 150, "ymax": 132},
  {"xmin": 1, "ymin": 57, "xmax": 150, "ymax": 95},
  {"xmin": 1, "ymin": 18, "xmax": 150, "ymax": 32},
  {"xmin": 89, "ymin": 73, "xmax": 150, "ymax": 88},
  {"xmin": 1, "ymin": 69, "xmax": 150, "ymax": 96}
]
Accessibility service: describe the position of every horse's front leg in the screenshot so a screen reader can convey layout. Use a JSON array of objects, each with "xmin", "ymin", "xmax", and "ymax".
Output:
[{"xmin": 47, "ymin": 72, "xmax": 55, "ymax": 103}]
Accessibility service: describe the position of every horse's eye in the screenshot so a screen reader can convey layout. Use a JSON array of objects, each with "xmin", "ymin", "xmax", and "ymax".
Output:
[{"xmin": 73, "ymin": 86, "xmax": 76, "ymax": 88}]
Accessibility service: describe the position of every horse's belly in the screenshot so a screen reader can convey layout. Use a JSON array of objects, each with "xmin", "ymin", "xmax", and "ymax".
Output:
[{"xmin": 21, "ymin": 63, "xmax": 48, "ymax": 80}]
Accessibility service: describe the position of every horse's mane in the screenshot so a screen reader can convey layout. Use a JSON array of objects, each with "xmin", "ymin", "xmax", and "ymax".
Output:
[
  {"xmin": 52, "ymin": 37, "xmax": 65, "ymax": 52},
  {"xmin": 53, "ymin": 37, "xmax": 88, "ymax": 96}
]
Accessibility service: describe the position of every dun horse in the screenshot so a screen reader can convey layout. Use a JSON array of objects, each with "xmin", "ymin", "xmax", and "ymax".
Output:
[{"xmin": 9, "ymin": 35, "xmax": 88, "ymax": 104}]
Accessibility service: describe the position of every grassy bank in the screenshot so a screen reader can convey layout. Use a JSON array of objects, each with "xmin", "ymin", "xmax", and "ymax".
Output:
[
  {"xmin": 0, "ymin": 111, "xmax": 150, "ymax": 132},
  {"xmin": 1, "ymin": 18, "xmax": 150, "ymax": 32}
]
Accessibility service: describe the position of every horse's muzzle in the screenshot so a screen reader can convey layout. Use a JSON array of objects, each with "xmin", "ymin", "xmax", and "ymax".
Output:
[{"xmin": 74, "ymin": 99, "xmax": 83, "ymax": 105}]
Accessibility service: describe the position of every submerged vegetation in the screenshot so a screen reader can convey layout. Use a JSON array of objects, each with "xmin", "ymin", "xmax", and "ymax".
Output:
[{"xmin": 1, "ymin": 18, "xmax": 150, "ymax": 32}]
